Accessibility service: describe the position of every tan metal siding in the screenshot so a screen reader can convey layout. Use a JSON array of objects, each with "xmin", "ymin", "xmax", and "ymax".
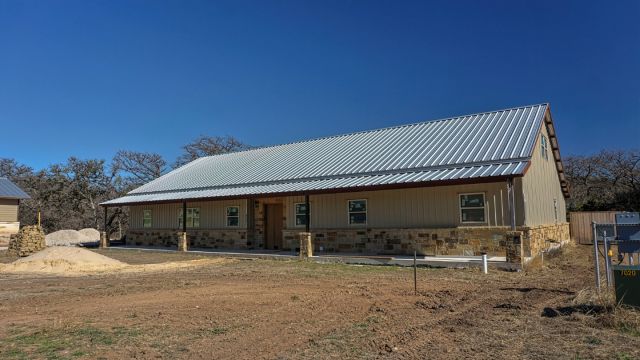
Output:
[
  {"xmin": 521, "ymin": 119, "xmax": 567, "ymax": 226},
  {"xmin": 0, "ymin": 199, "xmax": 19, "ymax": 222},
  {"xmin": 285, "ymin": 182, "xmax": 519, "ymax": 229},
  {"xmin": 129, "ymin": 200, "xmax": 248, "ymax": 229}
]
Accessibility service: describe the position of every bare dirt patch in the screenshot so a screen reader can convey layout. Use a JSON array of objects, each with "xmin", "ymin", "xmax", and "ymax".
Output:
[{"xmin": 0, "ymin": 245, "xmax": 637, "ymax": 359}]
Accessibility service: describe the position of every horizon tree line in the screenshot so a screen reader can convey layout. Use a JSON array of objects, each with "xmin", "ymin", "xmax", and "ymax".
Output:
[{"xmin": 1, "ymin": 140, "xmax": 638, "ymax": 235}]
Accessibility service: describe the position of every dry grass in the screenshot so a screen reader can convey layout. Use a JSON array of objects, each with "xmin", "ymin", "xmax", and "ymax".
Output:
[
  {"xmin": 571, "ymin": 284, "xmax": 640, "ymax": 340},
  {"xmin": 1, "ymin": 245, "xmax": 639, "ymax": 359}
]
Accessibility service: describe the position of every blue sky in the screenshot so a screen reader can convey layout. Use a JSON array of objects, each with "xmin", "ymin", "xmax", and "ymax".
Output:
[{"xmin": 0, "ymin": 0, "xmax": 638, "ymax": 170}]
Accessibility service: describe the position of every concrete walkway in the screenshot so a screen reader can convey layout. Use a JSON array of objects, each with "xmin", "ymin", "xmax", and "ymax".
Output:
[{"xmin": 103, "ymin": 245, "xmax": 517, "ymax": 270}]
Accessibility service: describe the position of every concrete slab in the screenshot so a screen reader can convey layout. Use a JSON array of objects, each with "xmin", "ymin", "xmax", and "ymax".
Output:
[{"xmin": 104, "ymin": 245, "xmax": 517, "ymax": 270}]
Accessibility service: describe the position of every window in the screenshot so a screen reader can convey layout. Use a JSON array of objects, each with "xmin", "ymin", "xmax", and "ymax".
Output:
[
  {"xmin": 348, "ymin": 199, "xmax": 367, "ymax": 225},
  {"xmin": 226, "ymin": 206, "xmax": 239, "ymax": 227},
  {"xmin": 178, "ymin": 208, "xmax": 200, "ymax": 228},
  {"xmin": 460, "ymin": 193, "xmax": 486, "ymax": 223},
  {"xmin": 294, "ymin": 203, "xmax": 308, "ymax": 227},
  {"xmin": 143, "ymin": 209, "xmax": 152, "ymax": 228},
  {"xmin": 541, "ymin": 134, "xmax": 549, "ymax": 160}
]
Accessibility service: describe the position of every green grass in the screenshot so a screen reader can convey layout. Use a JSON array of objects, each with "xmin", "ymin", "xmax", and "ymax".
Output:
[
  {"xmin": 0, "ymin": 325, "xmax": 141, "ymax": 360},
  {"xmin": 207, "ymin": 327, "xmax": 228, "ymax": 335}
]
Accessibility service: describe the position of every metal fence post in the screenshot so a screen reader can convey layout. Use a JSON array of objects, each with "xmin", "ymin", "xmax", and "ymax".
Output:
[
  {"xmin": 603, "ymin": 230, "xmax": 611, "ymax": 287},
  {"xmin": 592, "ymin": 222, "xmax": 601, "ymax": 290}
]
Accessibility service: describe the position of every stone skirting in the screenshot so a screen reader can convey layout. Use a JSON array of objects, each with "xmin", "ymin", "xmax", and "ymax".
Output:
[
  {"xmin": 126, "ymin": 229, "xmax": 249, "ymax": 249},
  {"xmin": 283, "ymin": 227, "xmax": 511, "ymax": 256},
  {"xmin": 521, "ymin": 222, "xmax": 571, "ymax": 260},
  {"xmin": 126, "ymin": 223, "xmax": 570, "ymax": 260},
  {"xmin": 284, "ymin": 223, "xmax": 571, "ymax": 259}
]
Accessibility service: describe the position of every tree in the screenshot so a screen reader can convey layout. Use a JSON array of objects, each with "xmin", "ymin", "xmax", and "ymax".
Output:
[
  {"xmin": 174, "ymin": 135, "xmax": 250, "ymax": 168},
  {"xmin": 112, "ymin": 150, "xmax": 167, "ymax": 190},
  {"xmin": 50, "ymin": 158, "xmax": 113, "ymax": 230},
  {"xmin": 564, "ymin": 149, "xmax": 640, "ymax": 211},
  {"xmin": 0, "ymin": 158, "xmax": 32, "ymax": 179}
]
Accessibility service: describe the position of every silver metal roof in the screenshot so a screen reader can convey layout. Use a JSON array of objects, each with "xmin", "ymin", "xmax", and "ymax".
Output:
[
  {"xmin": 103, "ymin": 104, "xmax": 551, "ymax": 205},
  {"xmin": 0, "ymin": 178, "xmax": 30, "ymax": 199}
]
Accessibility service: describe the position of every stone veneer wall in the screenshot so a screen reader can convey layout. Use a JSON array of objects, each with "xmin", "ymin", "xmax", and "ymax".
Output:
[
  {"xmin": 521, "ymin": 222, "xmax": 571, "ymax": 258},
  {"xmin": 283, "ymin": 227, "xmax": 510, "ymax": 256},
  {"xmin": 283, "ymin": 222, "xmax": 571, "ymax": 258},
  {"xmin": 126, "ymin": 222, "xmax": 570, "ymax": 261},
  {"xmin": 127, "ymin": 229, "xmax": 249, "ymax": 249}
]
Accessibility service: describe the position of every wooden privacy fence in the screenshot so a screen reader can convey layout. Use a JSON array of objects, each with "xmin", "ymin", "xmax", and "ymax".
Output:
[{"xmin": 569, "ymin": 211, "xmax": 618, "ymax": 244}]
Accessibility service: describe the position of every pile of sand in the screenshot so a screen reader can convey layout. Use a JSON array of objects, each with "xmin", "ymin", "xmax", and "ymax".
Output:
[
  {"xmin": 45, "ymin": 229, "xmax": 99, "ymax": 246},
  {"xmin": 2, "ymin": 247, "xmax": 126, "ymax": 273},
  {"xmin": 0, "ymin": 247, "xmax": 232, "ymax": 275}
]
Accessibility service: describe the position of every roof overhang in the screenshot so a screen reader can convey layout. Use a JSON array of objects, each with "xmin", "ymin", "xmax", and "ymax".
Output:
[
  {"xmin": 542, "ymin": 106, "xmax": 570, "ymax": 198},
  {"xmin": 102, "ymin": 163, "xmax": 527, "ymax": 207}
]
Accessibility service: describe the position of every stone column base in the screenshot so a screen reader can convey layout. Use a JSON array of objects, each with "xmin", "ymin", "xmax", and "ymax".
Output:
[
  {"xmin": 100, "ymin": 231, "xmax": 109, "ymax": 248},
  {"xmin": 178, "ymin": 232, "xmax": 188, "ymax": 252},
  {"xmin": 299, "ymin": 232, "xmax": 312, "ymax": 259},
  {"xmin": 505, "ymin": 231, "xmax": 523, "ymax": 266}
]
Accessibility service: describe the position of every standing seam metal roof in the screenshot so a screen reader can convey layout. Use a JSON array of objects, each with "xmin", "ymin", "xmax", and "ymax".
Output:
[
  {"xmin": 0, "ymin": 178, "xmax": 30, "ymax": 199},
  {"xmin": 103, "ymin": 103, "xmax": 556, "ymax": 205}
]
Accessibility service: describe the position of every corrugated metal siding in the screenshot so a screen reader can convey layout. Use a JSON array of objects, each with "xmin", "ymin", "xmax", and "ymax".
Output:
[
  {"xmin": 129, "ymin": 182, "xmax": 525, "ymax": 230},
  {"xmin": 521, "ymin": 121, "xmax": 567, "ymax": 226},
  {"xmin": 124, "ymin": 104, "xmax": 547, "ymax": 197},
  {"xmin": 0, "ymin": 178, "xmax": 30, "ymax": 199},
  {"xmin": 129, "ymin": 200, "xmax": 248, "ymax": 229},
  {"xmin": 0, "ymin": 199, "xmax": 19, "ymax": 222},
  {"xmin": 307, "ymin": 183, "xmax": 515, "ymax": 228}
]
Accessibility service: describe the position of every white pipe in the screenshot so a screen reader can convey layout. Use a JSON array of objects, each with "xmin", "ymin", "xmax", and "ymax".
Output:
[{"xmin": 482, "ymin": 254, "xmax": 488, "ymax": 274}]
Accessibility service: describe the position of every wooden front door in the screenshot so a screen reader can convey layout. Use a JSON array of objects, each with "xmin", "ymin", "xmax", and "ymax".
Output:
[{"xmin": 265, "ymin": 204, "xmax": 283, "ymax": 250}]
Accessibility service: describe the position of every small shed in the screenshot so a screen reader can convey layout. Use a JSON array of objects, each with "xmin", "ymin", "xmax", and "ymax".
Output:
[{"xmin": 0, "ymin": 177, "xmax": 31, "ymax": 243}]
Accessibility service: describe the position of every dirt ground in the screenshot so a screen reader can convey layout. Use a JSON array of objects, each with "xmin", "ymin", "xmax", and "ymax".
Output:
[{"xmin": 0, "ymin": 245, "xmax": 638, "ymax": 359}]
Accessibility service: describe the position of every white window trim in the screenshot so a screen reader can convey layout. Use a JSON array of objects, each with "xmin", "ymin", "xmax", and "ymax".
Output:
[
  {"xmin": 541, "ymin": 134, "xmax": 549, "ymax": 160},
  {"xmin": 459, "ymin": 193, "xmax": 487, "ymax": 224},
  {"xmin": 347, "ymin": 199, "xmax": 368, "ymax": 226},
  {"xmin": 178, "ymin": 207, "xmax": 201, "ymax": 228},
  {"xmin": 143, "ymin": 209, "xmax": 152, "ymax": 228},
  {"xmin": 293, "ymin": 202, "xmax": 309, "ymax": 228},
  {"xmin": 226, "ymin": 205, "xmax": 240, "ymax": 227}
]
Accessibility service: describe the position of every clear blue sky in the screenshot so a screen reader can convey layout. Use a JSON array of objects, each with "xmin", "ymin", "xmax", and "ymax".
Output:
[{"xmin": 1, "ymin": 0, "xmax": 638, "ymax": 170}]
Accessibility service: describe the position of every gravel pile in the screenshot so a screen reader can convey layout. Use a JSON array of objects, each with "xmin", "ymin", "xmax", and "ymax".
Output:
[
  {"xmin": 78, "ymin": 228, "xmax": 101, "ymax": 241},
  {"xmin": 45, "ymin": 229, "xmax": 96, "ymax": 246}
]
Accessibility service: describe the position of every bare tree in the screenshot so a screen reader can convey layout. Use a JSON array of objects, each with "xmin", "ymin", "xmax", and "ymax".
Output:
[
  {"xmin": 56, "ymin": 158, "xmax": 113, "ymax": 230},
  {"xmin": 174, "ymin": 135, "xmax": 250, "ymax": 168},
  {"xmin": 112, "ymin": 150, "xmax": 166, "ymax": 189},
  {"xmin": 565, "ymin": 149, "xmax": 640, "ymax": 211}
]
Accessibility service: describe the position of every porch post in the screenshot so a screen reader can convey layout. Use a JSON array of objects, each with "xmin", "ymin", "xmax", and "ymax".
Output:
[
  {"xmin": 304, "ymin": 194, "xmax": 310, "ymax": 233},
  {"xmin": 507, "ymin": 178, "xmax": 516, "ymax": 230},
  {"xmin": 505, "ymin": 178, "xmax": 523, "ymax": 267},
  {"xmin": 179, "ymin": 200, "xmax": 188, "ymax": 251},
  {"xmin": 100, "ymin": 206, "xmax": 109, "ymax": 248}
]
